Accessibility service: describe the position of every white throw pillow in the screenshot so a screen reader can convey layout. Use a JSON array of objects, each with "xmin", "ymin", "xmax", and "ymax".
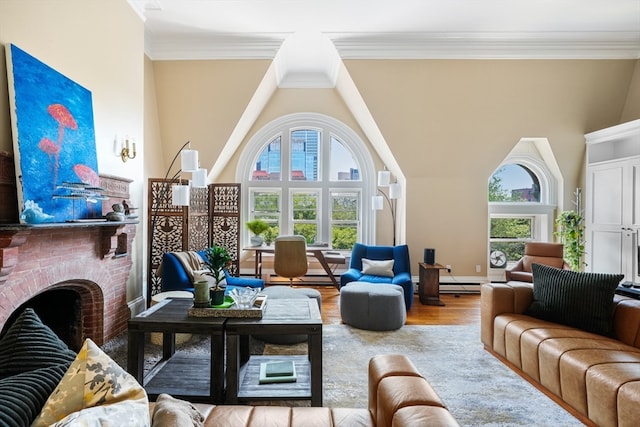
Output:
[{"xmin": 361, "ymin": 258, "xmax": 395, "ymax": 277}]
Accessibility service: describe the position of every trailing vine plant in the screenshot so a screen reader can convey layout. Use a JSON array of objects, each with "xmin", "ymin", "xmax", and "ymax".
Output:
[{"xmin": 554, "ymin": 189, "xmax": 586, "ymax": 271}]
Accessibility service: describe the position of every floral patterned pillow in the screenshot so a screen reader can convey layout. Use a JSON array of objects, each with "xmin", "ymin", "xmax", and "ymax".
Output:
[{"xmin": 32, "ymin": 338, "xmax": 150, "ymax": 427}]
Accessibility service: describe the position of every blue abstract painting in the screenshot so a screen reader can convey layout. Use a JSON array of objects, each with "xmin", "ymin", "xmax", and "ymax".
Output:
[{"xmin": 6, "ymin": 44, "xmax": 100, "ymax": 223}]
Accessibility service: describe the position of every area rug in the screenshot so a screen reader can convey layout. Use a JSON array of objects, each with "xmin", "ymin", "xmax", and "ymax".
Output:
[{"xmin": 103, "ymin": 324, "xmax": 582, "ymax": 426}]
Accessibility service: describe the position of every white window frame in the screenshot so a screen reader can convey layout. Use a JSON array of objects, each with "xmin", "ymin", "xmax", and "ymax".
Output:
[
  {"xmin": 488, "ymin": 152, "xmax": 558, "ymax": 280},
  {"xmin": 237, "ymin": 112, "xmax": 376, "ymax": 248}
]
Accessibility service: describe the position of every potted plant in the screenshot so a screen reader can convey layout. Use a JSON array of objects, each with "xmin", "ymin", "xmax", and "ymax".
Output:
[
  {"xmin": 246, "ymin": 219, "xmax": 269, "ymax": 246},
  {"xmin": 263, "ymin": 226, "xmax": 278, "ymax": 246},
  {"xmin": 203, "ymin": 245, "xmax": 231, "ymax": 305},
  {"xmin": 554, "ymin": 210, "xmax": 586, "ymax": 271}
]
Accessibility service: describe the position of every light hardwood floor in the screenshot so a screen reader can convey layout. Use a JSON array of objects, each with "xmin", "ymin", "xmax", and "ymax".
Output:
[{"xmin": 282, "ymin": 285, "xmax": 481, "ymax": 326}]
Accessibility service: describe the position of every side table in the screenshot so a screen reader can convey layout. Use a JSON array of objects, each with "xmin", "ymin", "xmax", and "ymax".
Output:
[
  {"xmin": 225, "ymin": 298, "xmax": 323, "ymax": 406},
  {"xmin": 418, "ymin": 262, "xmax": 447, "ymax": 306},
  {"xmin": 127, "ymin": 297, "xmax": 226, "ymax": 403}
]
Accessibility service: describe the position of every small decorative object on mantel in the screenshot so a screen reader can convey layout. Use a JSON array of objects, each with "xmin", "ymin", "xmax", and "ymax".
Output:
[
  {"xmin": 105, "ymin": 203, "xmax": 126, "ymax": 222},
  {"xmin": 20, "ymin": 200, "xmax": 54, "ymax": 224},
  {"xmin": 53, "ymin": 182, "xmax": 109, "ymax": 222}
]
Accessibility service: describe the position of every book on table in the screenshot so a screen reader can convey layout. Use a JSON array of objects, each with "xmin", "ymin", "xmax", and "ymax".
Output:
[{"xmin": 259, "ymin": 360, "xmax": 297, "ymax": 384}]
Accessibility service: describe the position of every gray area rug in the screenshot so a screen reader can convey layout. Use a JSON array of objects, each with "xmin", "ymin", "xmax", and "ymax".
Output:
[{"xmin": 103, "ymin": 324, "xmax": 582, "ymax": 426}]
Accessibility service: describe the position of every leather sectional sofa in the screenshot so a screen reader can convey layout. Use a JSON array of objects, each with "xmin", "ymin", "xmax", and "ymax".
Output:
[
  {"xmin": 152, "ymin": 354, "xmax": 460, "ymax": 427},
  {"xmin": 481, "ymin": 281, "xmax": 640, "ymax": 427}
]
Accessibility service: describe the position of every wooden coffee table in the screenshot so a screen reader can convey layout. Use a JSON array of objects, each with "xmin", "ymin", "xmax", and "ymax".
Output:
[
  {"xmin": 127, "ymin": 297, "xmax": 226, "ymax": 403},
  {"xmin": 225, "ymin": 298, "xmax": 323, "ymax": 406}
]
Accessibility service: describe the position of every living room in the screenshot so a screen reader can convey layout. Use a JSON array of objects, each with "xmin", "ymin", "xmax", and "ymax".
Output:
[
  {"xmin": 0, "ymin": 1, "xmax": 639, "ymax": 426},
  {"xmin": 1, "ymin": 0, "xmax": 639, "ymax": 317}
]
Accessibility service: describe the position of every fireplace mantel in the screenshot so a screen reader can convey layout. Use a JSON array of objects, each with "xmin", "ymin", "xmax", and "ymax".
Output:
[{"xmin": 0, "ymin": 221, "xmax": 138, "ymax": 283}]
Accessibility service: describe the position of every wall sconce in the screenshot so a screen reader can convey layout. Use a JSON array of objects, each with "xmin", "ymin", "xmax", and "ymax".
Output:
[
  {"xmin": 372, "ymin": 167, "xmax": 401, "ymax": 246},
  {"xmin": 119, "ymin": 137, "xmax": 137, "ymax": 162}
]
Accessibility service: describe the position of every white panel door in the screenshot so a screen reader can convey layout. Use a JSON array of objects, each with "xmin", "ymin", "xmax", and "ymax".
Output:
[
  {"xmin": 589, "ymin": 230, "xmax": 623, "ymax": 275},
  {"xmin": 590, "ymin": 165, "xmax": 623, "ymax": 226}
]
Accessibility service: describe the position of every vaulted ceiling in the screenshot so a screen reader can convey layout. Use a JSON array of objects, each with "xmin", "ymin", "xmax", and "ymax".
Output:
[{"xmin": 129, "ymin": 0, "xmax": 640, "ymax": 60}]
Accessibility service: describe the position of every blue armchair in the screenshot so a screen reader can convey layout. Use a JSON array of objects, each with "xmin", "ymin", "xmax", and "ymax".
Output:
[
  {"xmin": 340, "ymin": 243, "xmax": 413, "ymax": 309},
  {"xmin": 160, "ymin": 250, "xmax": 264, "ymax": 294}
]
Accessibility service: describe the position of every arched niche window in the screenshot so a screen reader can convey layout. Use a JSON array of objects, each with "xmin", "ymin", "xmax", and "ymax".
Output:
[
  {"xmin": 487, "ymin": 140, "xmax": 560, "ymax": 279},
  {"xmin": 237, "ymin": 113, "xmax": 376, "ymax": 250},
  {"xmin": 489, "ymin": 164, "xmax": 541, "ymax": 203}
]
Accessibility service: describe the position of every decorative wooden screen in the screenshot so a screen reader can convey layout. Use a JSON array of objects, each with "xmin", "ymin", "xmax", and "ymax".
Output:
[
  {"xmin": 147, "ymin": 178, "xmax": 188, "ymax": 302},
  {"xmin": 188, "ymin": 186, "xmax": 209, "ymax": 251},
  {"xmin": 147, "ymin": 180, "xmax": 241, "ymax": 305},
  {"xmin": 209, "ymin": 183, "xmax": 241, "ymax": 276}
]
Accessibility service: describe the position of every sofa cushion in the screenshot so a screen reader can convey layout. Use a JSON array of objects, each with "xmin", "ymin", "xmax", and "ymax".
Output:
[
  {"xmin": 32, "ymin": 338, "xmax": 149, "ymax": 427},
  {"xmin": 0, "ymin": 308, "xmax": 77, "ymax": 379},
  {"xmin": 526, "ymin": 264, "xmax": 623, "ymax": 336},
  {"xmin": 361, "ymin": 258, "xmax": 394, "ymax": 277}
]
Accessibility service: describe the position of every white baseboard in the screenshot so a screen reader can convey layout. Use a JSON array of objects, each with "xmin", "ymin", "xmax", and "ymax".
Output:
[
  {"xmin": 412, "ymin": 275, "xmax": 487, "ymax": 294},
  {"xmin": 128, "ymin": 296, "xmax": 147, "ymax": 318}
]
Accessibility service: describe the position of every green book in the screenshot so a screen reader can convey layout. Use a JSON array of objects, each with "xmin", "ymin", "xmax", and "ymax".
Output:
[
  {"xmin": 265, "ymin": 360, "xmax": 294, "ymax": 377},
  {"xmin": 259, "ymin": 361, "xmax": 297, "ymax": 384}
]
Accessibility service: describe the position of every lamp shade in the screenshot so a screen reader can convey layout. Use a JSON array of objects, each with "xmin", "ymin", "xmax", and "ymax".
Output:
[
  {"xmin": 377, "ymin": 170, "xmax": 391, "ymax": 187},
  {"xmin": 181, "ymin": 149, "xmax": 199, "ymax": 172},
  {"xmin": 191, "ymin": 168, "xmax": 207, "ymax": 188},
  {"xmin": 389, "ymin": 182, "xmax": 402, "ymax": 199},
  {"xmin": 171, "ymin": 184, "xmax": 190, "ymax": 206},
  {"xmin": 372, "ymin": 195, "xmax": 384, "ymax": 210}
]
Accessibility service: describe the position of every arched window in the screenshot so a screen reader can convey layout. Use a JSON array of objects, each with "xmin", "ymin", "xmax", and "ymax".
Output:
[
  {"xmin": 237, "ymin": 113, "xmax": 376, "ymax": 250},
  {"xmin": 488, "ymin": 141, "xmax": 560, "ymax": 280},
  {"xmin": 489, "ymin": 164, "xmax": 541, "ymax": 203}
]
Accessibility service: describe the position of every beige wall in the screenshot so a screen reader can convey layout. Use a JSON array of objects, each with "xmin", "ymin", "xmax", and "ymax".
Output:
[
  {"xmin": 621, "ymin": 60, "xmax": 640, "ymax": 123},
  {"xmin": 151, "ymin": 58, "xmax": 638, "ymax": 278},
  {"xmin": 0, "ymin": 0, "xmax": 146, "ymax": 303}
]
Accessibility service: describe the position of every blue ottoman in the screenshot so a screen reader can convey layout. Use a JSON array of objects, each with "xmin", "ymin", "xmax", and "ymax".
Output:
[{"xmin": 340, "ymin": 282, "xmax": 406, "ymax": 331}]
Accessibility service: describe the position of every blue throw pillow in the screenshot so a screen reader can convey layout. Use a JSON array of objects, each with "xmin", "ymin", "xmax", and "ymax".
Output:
[{"xmin": 526, "ymin": 263, "xmax": 623, "ymax": 336}]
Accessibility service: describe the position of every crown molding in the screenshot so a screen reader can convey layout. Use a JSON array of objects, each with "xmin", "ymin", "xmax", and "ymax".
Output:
[
  {"xmin": 144, "ymin": 31, "xmax": 640, "ymax": 61},
  {"xmin": 331, "ymin": 32, "xmax": 640, "ymax": 60},
  {"xmin": 144, "ymin": 31, "xmax": 288, "ymax": 60}
]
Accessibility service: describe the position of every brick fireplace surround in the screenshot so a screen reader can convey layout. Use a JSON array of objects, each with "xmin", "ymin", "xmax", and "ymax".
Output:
[{"xmin": 0, "ymin": 153, "xmax": 137, "ymax": 347}]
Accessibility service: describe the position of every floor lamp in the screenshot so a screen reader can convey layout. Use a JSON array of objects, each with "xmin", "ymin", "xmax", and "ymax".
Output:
[
  {"xmin": 147, "ymin": 141, "xmax": 207, "ymax": 305},
  {"xmin": 372, "ymin": 168, "xmax": 402, "ymax": 246}
]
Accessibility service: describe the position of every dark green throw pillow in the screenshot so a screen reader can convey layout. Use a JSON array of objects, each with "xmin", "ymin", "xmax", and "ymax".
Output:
[
  {"xmin": 0, "ymin": 364, "xmax": 69, "ymax": 427},
  {"xmin": 526, "ymin": 263, "xmax": 623, "ymax": 336},
  {"xmin": 0, "ymin": 308, "xmax": 77, "ymax": 426},
  {"xmin": 0, "ymin": 308, "xmax": 76, "ymax": 379}
]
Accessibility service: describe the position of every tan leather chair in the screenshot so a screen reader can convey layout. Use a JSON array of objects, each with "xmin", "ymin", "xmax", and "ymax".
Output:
[
  {"xmin": 505, "ymin": 242, "xmax": 570, "ymax": 282},
  {"xmin": 274, "ymin": 235, "xmax": 308, "ymax": 285}
]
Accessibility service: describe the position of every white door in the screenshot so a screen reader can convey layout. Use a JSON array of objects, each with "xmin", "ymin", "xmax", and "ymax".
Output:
[{"xmin": 587, "ymin": 158, "xmax": 640, "ymax": 282}]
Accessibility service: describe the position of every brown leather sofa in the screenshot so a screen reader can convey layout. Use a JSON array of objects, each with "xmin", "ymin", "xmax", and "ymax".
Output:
[
  {"xmin": 504, "ymin": 242, "xmax": 570, "ymax": 282},
  {"xmin": 481, "ymin": 281, "xmax": 640, "ymax": 427},
  {"xmin": 151, "ymin": 354, "xmax": 460, "ymax": 427}
]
